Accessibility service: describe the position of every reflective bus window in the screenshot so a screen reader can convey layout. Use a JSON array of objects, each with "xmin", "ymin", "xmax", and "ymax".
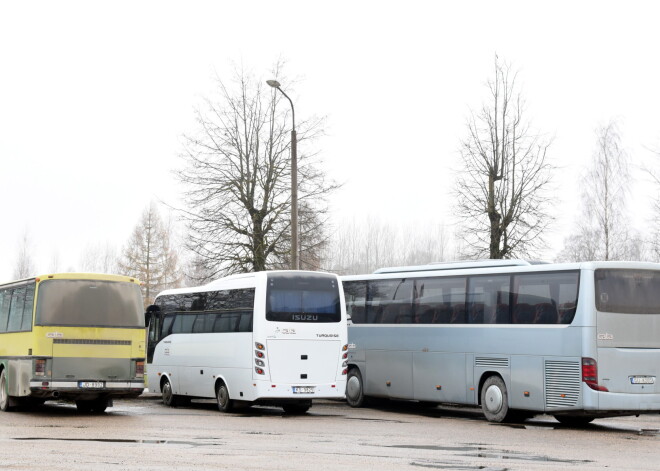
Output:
[
  {"xmin": 595, "ymin": 269, "xmax": 660, "ymax": 314},
  {"xmin": 414, "ymin": 277, "xmax": 466, "ymax": 324},
  {"xmin": 512, "ymin": 271, "xmax": 579, "ymax": 324},
  {"xmin": 21, "ymin": 283, "xmax": 35, "ymax": 331},
  {"xmin": 366, "ymin": 278, "xmax": 413, "ymax": 324},
  {"xmin": 343, "ymin": 281, "xmax": 366, "ymax": 323},
  {"xmin": 7, "ymin": 287, "xmax": 26, "ymax": 332},
  {"xmin": 0, "ymin": 290, "xmax": 10, "ymax": 332},
  {"xmin": 467, "ymin": 276, "xmax": 510, "ymax": 324}
]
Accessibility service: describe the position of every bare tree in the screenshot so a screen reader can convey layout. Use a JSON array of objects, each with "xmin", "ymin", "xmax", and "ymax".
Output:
[
  {"xmin": 12, "ymin": 229, "xmax": 35, "ymax": 279},
  {"xmin": 559, "ymin": 121, "xmax": 633, "ymax": 261},
  {"xmin": 118, "ymin": 203, "xmax": 182, "ymax": 306},
  {"xmin": 455, "ymin": 57, "xmax": 554, "ymax": 259},
  {"xmin": 177, "ymin": 64, "xmax": 337, "ymax": 277},
  {"xmin": 79, "ymin": 242, "xmax": 119, "ymax": 274},
  {"xmin": 324, "ymin": 218, "xmax": 453, "ymax": 275}
]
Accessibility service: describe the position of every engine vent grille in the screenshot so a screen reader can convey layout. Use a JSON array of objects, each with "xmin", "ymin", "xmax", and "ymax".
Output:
[
  {"xmin": 545, "ymin": 360, "xmax": 581, "ymax": 408},
  {"xmin": 475, "ymin": 357, "xmax": 509, "ymax": 368},
  {"xmin": 53, "ymin": 339, "xmax": 131, "ymax": 346}
]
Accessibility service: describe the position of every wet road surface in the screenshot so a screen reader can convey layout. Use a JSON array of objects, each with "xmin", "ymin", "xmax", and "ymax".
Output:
[{"xmin": 0, "ymin": 395, "xmax": 658, "ymax": 470}]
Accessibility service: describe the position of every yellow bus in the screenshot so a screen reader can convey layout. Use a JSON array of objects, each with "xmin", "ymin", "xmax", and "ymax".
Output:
[{"xmin": 0, "ymin": 273, "xmax": 146, "ymax": 413}]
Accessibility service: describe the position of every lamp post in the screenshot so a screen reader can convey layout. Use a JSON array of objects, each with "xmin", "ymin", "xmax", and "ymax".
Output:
[{"xmin": 267, "ymin": 79, "xmax": 299, "ymax": 270}]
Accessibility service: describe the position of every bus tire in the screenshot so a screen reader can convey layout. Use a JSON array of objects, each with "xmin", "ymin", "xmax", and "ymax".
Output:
[
  {"xmin": 91, "ymin": 399, "xmax": 109, "ymax": 413},
  {"xmin": 554, "ymin": 415, "xmax": 595, "ymax": 426},
  {"xmin": 0, "ymin": 370, "xmax": 16, "ymax": 412},
  {"xmin": 283, "ymin": 401, "xmax": 311, "ymax": 414},
  {"xmin": 215, "ymin": 382, "xmax": 233, "ymax": 413},
  {"xmin": 76, "ymin": 400, "xmax": 93, "ymax": 413},
  {"xmin": 346, "ymin": 368, "xmax": 365, "ymax": 408},
  {"xmin": 481, "ymin": 375, "xmax": 511, "ymax": 423},
  {"xmin": 161, "ymin": 378, "xmax": 179, "ymax": 407}
]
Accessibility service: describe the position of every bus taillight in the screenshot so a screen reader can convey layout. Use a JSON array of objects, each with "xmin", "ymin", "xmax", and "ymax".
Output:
[
  {"xmin": 35, "ymin": 359, "xmax": 46, "ymax": 376},
  {"xmin": 135, "ymin": 361, "xmax": 145, "ymax": 378},
  {"xmin": 582, "ymin": 357, "xmax": 608, "ymax": 392}
]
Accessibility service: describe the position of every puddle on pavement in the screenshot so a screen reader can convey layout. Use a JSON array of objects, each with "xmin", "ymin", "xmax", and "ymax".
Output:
[
  {"xmin": 13, "ymin": 437, "xmax": 221, "ymax": 447},
  {"xmin": 410, "ymin": 462, "xmax": 506, "ymax": 470},
  {"xmin": 345, "ymin": 417, "xmax": 407, "ymax": 424},
  {"xmin": 384, "ymin": 443, "xmax": 592, "ymax": 465}
]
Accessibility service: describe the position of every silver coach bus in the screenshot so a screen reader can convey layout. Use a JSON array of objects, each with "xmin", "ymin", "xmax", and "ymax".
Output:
[{"xmin": 343, "ymin": 260, "xmax": 660, "ymax": 424}]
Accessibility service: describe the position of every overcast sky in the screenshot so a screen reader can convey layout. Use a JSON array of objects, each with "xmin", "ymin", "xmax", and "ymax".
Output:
[{"xmin": 1, "ymin": 1, "xmax": 659, "ymax": 282}]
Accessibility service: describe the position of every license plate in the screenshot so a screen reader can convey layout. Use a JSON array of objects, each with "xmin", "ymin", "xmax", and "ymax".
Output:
[
  {"xmin": 630, "ymin": 376, "xmax": 656, "ymax": 385},
  {"xmin": 292, "ymin": 386, "xmax": 315, "ymax": 394},
  {"xmin": 78, "ymin": 381, "xmax": 104, "ymax": 388}
]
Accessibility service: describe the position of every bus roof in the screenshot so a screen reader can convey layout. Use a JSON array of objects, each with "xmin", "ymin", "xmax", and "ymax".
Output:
[
  {"xmin": 0, "ymin": 272, "xmax": 140, "ymax": 288},
  {"xmin": 373, "ymin": 259, "xmax": 541, "ymax": 274}
]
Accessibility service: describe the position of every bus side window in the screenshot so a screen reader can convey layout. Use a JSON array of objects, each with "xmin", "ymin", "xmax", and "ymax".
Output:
[
  {"xmin": 161, "ymin": 314, "xmax": 175, "ymax": 339},
  {"xmin": 238, "ymin": 310, "xmax": 253, "ymax": 332},
  {"xmin": 20, "ymin": 283, "xmax": 35, "ymax": 331},
  {"xmin": 0, "ymin": 289, "xmax": 9, "ymax": 333},
  {"xmin": 7, "ymin": 287, "xmax": 26, "ymax": 332}
]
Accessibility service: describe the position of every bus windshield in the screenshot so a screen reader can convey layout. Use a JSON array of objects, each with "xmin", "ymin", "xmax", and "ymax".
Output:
[
  {"xmin": 36, "ymin": 279, "xmax": 144, "ymax": 328},
  {"xmin": 266, "ymin": 273, "xmax": 341, "ymax": 323},
  {"xmin": 595, "ymin": 269, "xmax": 660, "ymax": 314}
]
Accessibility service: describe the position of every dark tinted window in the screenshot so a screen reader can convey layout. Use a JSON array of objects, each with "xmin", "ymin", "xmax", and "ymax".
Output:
[
  {"xmin": 414, "ymin": 277, "xmax": 466, "ymax": 324},
  {"xmin": 595, "ymin": 269, "xmax": 660, "ymax": 314},
  {"xmin": 154, "ymin": 288, "xmax": 255, "ymax": 337},
  {"xmin": 365, "ymin": 278, "xmax": 414, "ymax": 324},
  {"xmin": 512, "ymin": 271, "xmax": 579, "ymax": 324},
  {"xmin": 266, "ymin": 273, "xmax": 341, "ymax": 323},
  {"xmin": 344, "ymin": 281, "xmax": 366, "ymax": 323},
  {"xmin": 467, "ymin": 276, "xmax": 510, "ymax": 324}
]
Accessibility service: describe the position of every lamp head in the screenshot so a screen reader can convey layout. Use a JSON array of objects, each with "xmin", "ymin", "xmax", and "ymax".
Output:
[{"xmin": 266, "ymin": 80, "xmax": 281, "ymax": 88}]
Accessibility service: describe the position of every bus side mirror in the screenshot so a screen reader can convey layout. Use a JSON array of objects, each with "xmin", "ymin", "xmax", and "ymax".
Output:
[{"xmin": 144, "ymin": 304, "xmax": 160, "ymax": 326}]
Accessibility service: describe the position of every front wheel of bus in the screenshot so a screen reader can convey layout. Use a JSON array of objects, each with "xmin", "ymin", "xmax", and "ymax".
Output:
[
  {"xmin": 481, "ymin": 375, "xmax": 510, "ymax": 423},
  {"xmin": 346, "ymin": 368, "xmax": 365, "ymax": 408},
  {"xmin": 216, "ymin": 382, "xmax": 233, "ymax": 413},
  {"xmin": 161, "ymin": 378, "xmax": 178, "ymax": 407}
]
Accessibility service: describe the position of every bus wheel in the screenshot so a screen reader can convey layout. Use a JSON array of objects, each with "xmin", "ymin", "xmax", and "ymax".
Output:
[
  {"xmin": 554, "ymin": 415, "xmax": 595, "ymax": 426},
  {"xmin": 346, "ymin": 368, "xmax": 365, "ymax": 408},
  {"xmin": 0, "ymin": 370, "xmax": 14, "ymax": 412},
  {"xmin": 76, "ymin": 400, "xmax": 93, "ymax": 413},
  {"xmin": 283, "ymin": 401, "xmax": 311, "ymax": 415},
  {"xmin": 161, "ymin": 378, "xmax": 178, "ymax": 407},
  {"xmin": 215, "ymin": 382, "xmax": 233, "ymax": 413},
  {"xmin": 481, "ymin": 375, "xmax": 510, "ymax": 423},
  {"xmin": 91, "ymin": 399, "xmax": 109, "ymax": 413}
]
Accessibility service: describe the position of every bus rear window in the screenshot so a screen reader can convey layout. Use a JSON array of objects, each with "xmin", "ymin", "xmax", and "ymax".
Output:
[
  {"xmin": 595, "ymin": 269, "xmax": 660, "ymax": 314},
  {"xmin": 36, "ymin": 280, "xmax": 144, "ymax": 328},
  {"xmin": 266, "ymin": 273, "xmax": 341, "ymax": 323}
]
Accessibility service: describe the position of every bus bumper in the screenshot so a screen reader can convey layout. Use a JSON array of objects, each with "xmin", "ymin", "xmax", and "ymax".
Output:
[
  {"xmin": 29, "ymin": 380, "xmax": 145, "ymax": 400},
  {"xmin": 252, "ymin": 380, "xmax": 346, "ymax": 401},
  {"xmin": 582, "ymin": 388, "xmax": 660, "ymax": 414}
]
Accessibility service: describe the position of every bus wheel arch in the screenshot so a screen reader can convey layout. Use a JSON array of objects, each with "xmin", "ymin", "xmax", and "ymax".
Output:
[
  {"xmin": 346, "ymin": 366, "xmax": 365, "ymax": 408},
  {"xmin": 479, "ymin": 373, "xmax": 512, "ymax": 423},
  {"xmin": 214, "ymin": 378, "xmax": 233, "ymax": 413}
]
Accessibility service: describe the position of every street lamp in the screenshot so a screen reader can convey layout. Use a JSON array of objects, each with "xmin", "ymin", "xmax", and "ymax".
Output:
[{"xmin": 267, "ymin": 79, "xmax": 299, "ymax": 270}]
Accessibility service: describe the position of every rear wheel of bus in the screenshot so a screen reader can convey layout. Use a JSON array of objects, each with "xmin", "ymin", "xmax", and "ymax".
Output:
[
  {"xmin": 282, "ymin": 401, "xmax": 311, "ymax": 414},
  {"xmin": 481, "ymin": 375, "xmax": 512, "ymax": 423},
  {"xmin": 75, "ymin": 398, "xmax": 110, "ymax": 413},
  {"xmin": 215, "ymin": 381, "xmax": 233, "ymax": 413},
  {"xmin": 0, "ymin": 370, "xmax": 16, "ymax": 412}
]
